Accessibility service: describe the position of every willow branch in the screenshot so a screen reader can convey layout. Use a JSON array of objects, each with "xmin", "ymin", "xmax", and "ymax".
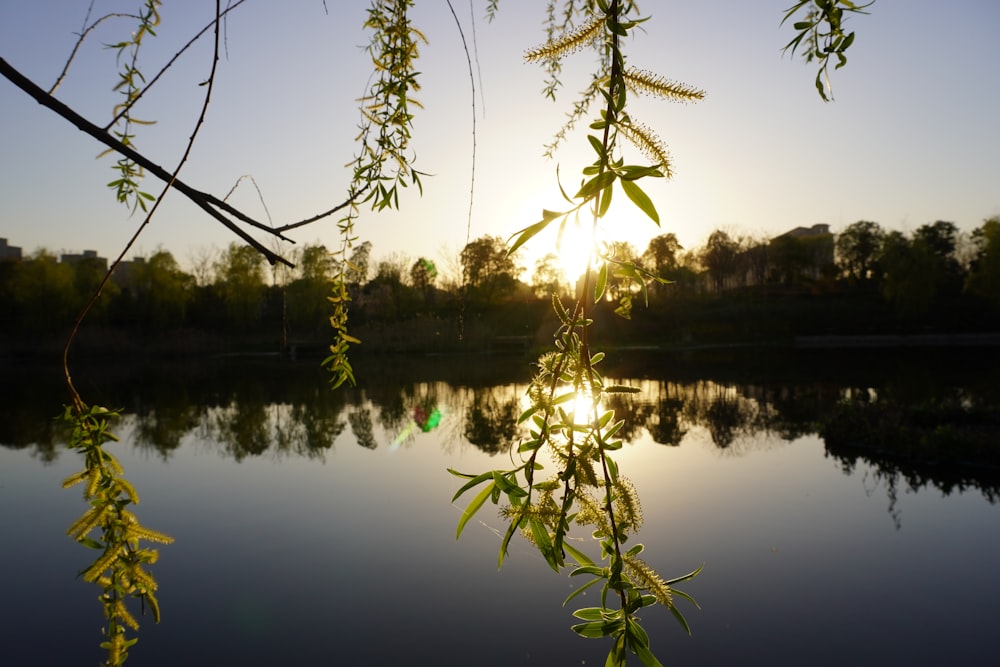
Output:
[
  {"xmin": 63, "ymin": 0, "xmax": 226, "ymax": 406},
  {"xmin": 2, "ymin": 55, "xmax": 295, "ymax": 265}
]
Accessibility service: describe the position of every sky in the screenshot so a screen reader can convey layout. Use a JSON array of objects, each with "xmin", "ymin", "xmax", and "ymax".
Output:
[{"xmin": 2, "ymin": 0, "xmax": 999, "ymax": 280}]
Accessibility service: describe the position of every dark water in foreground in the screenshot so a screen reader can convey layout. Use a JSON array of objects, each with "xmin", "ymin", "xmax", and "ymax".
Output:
[{"xmin": 1, "ymin": 350, "xmax": 998, "ymax": 666}]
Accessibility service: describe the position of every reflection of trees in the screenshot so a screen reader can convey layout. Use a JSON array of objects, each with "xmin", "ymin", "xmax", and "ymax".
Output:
[
  {"xmin": 680, "ymin": 381, "xmax": 762, "ymax": 450},
  {"xmin": 212, "ymin": 397, "xmax": 271, "ymax": 461},
  {"xmin": 288, "ymin": 401, "xmax": 346, "ymax": 456},
  {"xmin": 133, "ymin": 403, "xmax": 203, "ymax": 456},
  {"xmin": 348, "ymin": 407, "xmax": 378, "ymax": 450},
  {"xmin": 704, "ymin": 396, "xmax": 751, "ymax": 449},
  {"xmin": 639, "ymin": 382, "xmax": 688, "ymax": 447},
  {"xmin": 822, "ymin": 392, "xmax": 1000, "ymax": 525},
  {"xmin": 4, "ymin": 356, "xmax": 998, "ymax": 517},
  {"xmin": 463, "ymin": 389, "xmax": 520, "ymax": 455},
  {"xmin": 603, "ymin": 390, "xmax": 651, "ymax": 443},
  {"xmin": 648, "ymin": 397, "xmax": 687, "ymax": 446}
]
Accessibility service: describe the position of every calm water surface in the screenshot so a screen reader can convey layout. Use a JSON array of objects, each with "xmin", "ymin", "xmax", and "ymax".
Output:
[{"xmin": 1, "ymin": 352, "xmax": 997, "ymax": 666}]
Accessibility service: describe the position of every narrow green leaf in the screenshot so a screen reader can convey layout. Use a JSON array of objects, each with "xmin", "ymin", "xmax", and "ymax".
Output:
[
  {"xmin": 456, "ymin": 481, "xmax": 496, "ymax": 540},
  {"xmin": 564, "ymin": 575, "xmax": 603, "ymax": 607},
  {"xmin": 664, "ymin": 563, "xmax": 704, "ymax": 586},
  {"xmin": 508, "ymin": 218, "xmax": 551, "ymax": 256},
  {"xmin": 571, "ymin": 619, "xmax": 621, "ymax": 639},
  {"xmin": 632, "ymin": 640, "xmax": 664, "ymax": 667},
  {"xmin": 576, "ymin": 171, "xmax": 617, "ymax": 200},
  {"xmin": 668, "ymin": 604, "xmax": 694, "ymax": 636},
  {"xmin": 498, "ymin": 510, "xmax": 522, "ymax": 569},
  {"xmin": 564, "ymin": 541, "xmax": 594, "ymax": 566},
  {"xmin": 587, "ymin": 134, "xmax": 605, "ymax": 157},
  {"xmin": 78, "ymin": 537, "xmax": 104, "ymax": 550},
  {"xmin": 572, "ymin": 607, "xmax": 607, "ymax": 621},
  {"xmin": 595, "ymin": 262, "xmax": 608, "ymax": 302},
  {"xmin": 620, "ymin": 179, "xmax": 659, "ymax": 225},
  {"xmin": 449, "ymin": 469, "xmax": 494, "ymax": 501},
  {"xmin": 598, "ymin": 182, "xmax": 613, "ymax": 218}
]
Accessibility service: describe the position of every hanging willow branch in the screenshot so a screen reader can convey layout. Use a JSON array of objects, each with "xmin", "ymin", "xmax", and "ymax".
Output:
[{"xmin": 0, "ymin": 56, "xmax": 360, "ymax": 267}]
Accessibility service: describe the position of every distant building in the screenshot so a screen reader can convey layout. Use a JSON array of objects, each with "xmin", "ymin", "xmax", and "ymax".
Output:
[
  {"xmin": 60, "ymin": 249, "xmax": 108, "ymax": 273},
  {"xmin": 770, "ymin": 224, "xmax": 835, "ymax": 282},
  {"xmin": 0, "ymin": 238, "xmax": 22, "ymax": 261},
  {"xmin": 111, "ymin": 257, "xmax": 146, "ymax": 292},
  {"xmin": 779, "ymin": 223, "xmax": 832, "ymax": 239}
]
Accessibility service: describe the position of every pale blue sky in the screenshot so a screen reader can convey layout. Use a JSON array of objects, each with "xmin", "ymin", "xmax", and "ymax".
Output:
[{"xmin": 2, "ymin": 1, "xmax": 998, "ymax": 277}]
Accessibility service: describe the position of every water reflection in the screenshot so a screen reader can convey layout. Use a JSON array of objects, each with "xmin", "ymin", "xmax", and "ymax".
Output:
[{"xmin": 3, "ymin": 350, "xmax": 999, "ymax": 518}]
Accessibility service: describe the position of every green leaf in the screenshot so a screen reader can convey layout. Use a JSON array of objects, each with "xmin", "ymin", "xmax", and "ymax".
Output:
[
  {"xmin": 508, "ymin": 218, "xmax": 551, "ymax": 256},
  {"xmin": 587, "ymin": 134, "xmax": 606, "ymax": 158},
  {"xmin": 529, "ymin": 518, "xmax": 561, "ymax": 571},
  {"xmin": 572, "ymin": 618, "xmax": 623, "ymax": 639},
  {"xmin": 498, "ymin": 510, "xmax": 523, "ymax": 569},
  {"xmin": 631, "ymin": 640, "xmax": 664, "ymax": 667},
  {"xmin": 620, "ymin": 179, "xmax": 659, "ymax": 225},
  {"xmin": 449, "ymin": 469, "xmax": 494, "ymax": 501},
  {"xmin": 664, "ymin": 563, "xmax": 704, "ymax": 586},
  {"xmin": 564, "ymin": 576, "xmax": 603, "ymax": 607},
  {"xmin": 572, "ymin": 607, "xmax": 607, "ymax": 621},
  {"xmin": 619, "ymin": 165, "xmax": 663, "ymax": 181},
  {"xmin": 564, "ymin": 541, "xmax": 594, "ymax": 566},
  {"xmin": 668, "ymin": 604, "xmax": 694, "ymax": 636},
  {"xmin": 598, "ymin": 181, "xmax": 613, "ymax": 218},
  {"xmin": 576, "ymin": 171, "xmax": 617, "ymax": 200},
  {"xmin": 455, "ymin": 481, "xmax": 496, "ymax": 540},
  {"xmin": 604, "ymin": 385, "xmax": 641, "ymax": 394},
  {"xmin": 595, "ymin": 262, "xmax": 608, "ymax": 302}
]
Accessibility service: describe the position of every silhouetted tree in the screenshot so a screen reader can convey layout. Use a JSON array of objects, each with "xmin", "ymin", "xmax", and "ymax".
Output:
[
  {"xmin": 701, "ymin": 230, "xmax": 739, "ymax": 292},
  {"xmin": 214, "ymin": 242, "xmax": 266, "ymax": 328},
  {"xmin": 531, "ymin": 253, "xmax": 566, "ymax": 298},
  {"xmin": 460, "ymin": 235, "xmax": 521, "ymax": 305},
  {"xmin": 836, "ymin": 220, "xmax": 885, "ymax": 283},
  {"xmin": 966, "ymin": 217, "xmax": 1000, "ymax": 306}
]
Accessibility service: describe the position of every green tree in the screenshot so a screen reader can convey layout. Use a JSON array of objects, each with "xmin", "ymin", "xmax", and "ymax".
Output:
[
  {"xmin": 213, "ymin": 242, "xmax": 266, "ymax": 328},
  {"xmin": 913, "ymin": 220, "xmax": 964, "ymax": 294},
  {"xmin": 641, "ymin": 233, "xmax": 688, "ymax": 297},
  {"xmin": 965, "ymin": 217, "xmax": 1000, "ymax": 306},
  {"xmin": 460, "ymin": 235, "xmax": 521, "ymax": 305},
  {"xmin": 836, "ymin": 220, "xmax": 885, "ymax": 283},
  {"xmin": 879, "ymin": 231, "xmax": 937, "ymax": 318},
  {"xmin": 8, "ymin": 250, "xmax": 77, "ymax": 331},
  {"xmin": 531, "ymin": 252, "xmax": 567, "ymax": 298},
  {"xmin": 409, "ymin": 257, "xmax": 438, "ymax": 306},
  {"xmin": 286, "ymin": 243, "xmax": 335, "ymax": 338},
  {"xmin": 701, "ymin": 229, "xmax": 740, "ymax": 292},
  {"xmin": 130, "ymin": 250, "xmax": 194, "ymax": 329}
]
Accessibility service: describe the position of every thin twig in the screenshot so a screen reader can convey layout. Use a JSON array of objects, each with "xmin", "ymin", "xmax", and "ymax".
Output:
[{"xmin": 62, "ymin": 0, "xmax": 227, "ymax": 407}]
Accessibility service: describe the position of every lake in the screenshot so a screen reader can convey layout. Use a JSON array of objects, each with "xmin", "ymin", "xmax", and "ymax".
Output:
[{"xmin": 1, "ymin": 349, "xmax": 998, "ymax": 666}]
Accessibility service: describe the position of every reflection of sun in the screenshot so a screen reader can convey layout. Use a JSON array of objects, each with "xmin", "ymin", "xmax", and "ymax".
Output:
[{"xmin": 521, "ymin": 383, "xmax": 601, "ymax": 429}]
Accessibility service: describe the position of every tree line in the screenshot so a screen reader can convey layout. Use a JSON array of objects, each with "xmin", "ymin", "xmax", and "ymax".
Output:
[{"xmin": 2, "ymin": 216, "xmax": 999, "ymax": 349}]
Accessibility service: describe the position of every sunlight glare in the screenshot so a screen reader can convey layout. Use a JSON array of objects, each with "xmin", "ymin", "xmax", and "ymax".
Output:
[{"xmin": 556, "ymin": 222, "xmax": 599, "ymax": 285}]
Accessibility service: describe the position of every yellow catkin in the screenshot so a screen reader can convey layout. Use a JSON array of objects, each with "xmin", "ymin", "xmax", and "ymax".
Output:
[
  {"xmin": 61, "ymin": 470, "xmax": 88, "ymax": 489},
  {"xmin": 67, "ymin": 505, "xmax": 109, "ymax": 541},
  {"xmin": 613, "ymin": 476, "xmax": 643, "ymax": 532},
  {"xmin": 525, "ymin": 14, "xmax": 603, "ymax": 62},
  {"xmin": 623, "ymin": 68, "xmax": 706, "ymax": 103},
  {"xmin": 113, "ymin": 599, "xmax": 140, "ymax": 631},
  {"xmin": 623, "ymin": 555, "xmax": 673, "ymax": 607},
  {"xmin": 83, "ymin": 547, "xmax": 122, "ymax": 583},
  {"xmin": 618, "ymin": 121, "xmax": 673, "ymax": 177}
]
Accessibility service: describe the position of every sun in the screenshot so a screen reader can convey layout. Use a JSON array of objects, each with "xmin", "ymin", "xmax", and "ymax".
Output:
[{"xmin": 554, "ymin": 220, "xmax": 600, "ymax": 285}]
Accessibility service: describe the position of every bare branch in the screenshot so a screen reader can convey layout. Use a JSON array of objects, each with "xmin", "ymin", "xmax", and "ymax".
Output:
[{"xmin": 2, "ymin": 55, "xmax": 292, "ymax": 264}]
